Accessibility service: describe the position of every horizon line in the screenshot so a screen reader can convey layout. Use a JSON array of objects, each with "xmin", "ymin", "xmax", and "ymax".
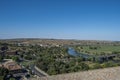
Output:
[{"xmin": 0, "ymin": 37, "xmax": 119, "ymax": 42}]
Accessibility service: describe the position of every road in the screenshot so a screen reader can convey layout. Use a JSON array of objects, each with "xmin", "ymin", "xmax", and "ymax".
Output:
[{"xmin": 31, "ymin": 65, "xmax": 48, "ymax": 77}]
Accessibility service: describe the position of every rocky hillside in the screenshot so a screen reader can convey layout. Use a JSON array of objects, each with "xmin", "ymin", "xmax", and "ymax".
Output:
[{"xmin": 31, "ymin": 67, "xmax": 120, "ymax": 80}]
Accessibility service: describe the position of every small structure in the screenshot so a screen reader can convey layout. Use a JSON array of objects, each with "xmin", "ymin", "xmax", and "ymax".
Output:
[
  {"xmin": 3, "ymin": 60, "xmax": 27, "ymax": 77},
  {"xmin": 5, "ymin": 51, "xmax": 18, "ymax": 56},
  {"xmin": 4, "ymin": 61, "xmax": 21, "ymax": 71}
]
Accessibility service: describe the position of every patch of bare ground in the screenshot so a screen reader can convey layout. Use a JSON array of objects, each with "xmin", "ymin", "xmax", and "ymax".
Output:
[{"xmin": 30, "ymin": 67, "xmax": 120, "ymax": 80}]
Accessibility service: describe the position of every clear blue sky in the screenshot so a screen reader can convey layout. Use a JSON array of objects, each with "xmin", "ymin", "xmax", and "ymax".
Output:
[{"xmin": 0, "ymin": 0, "xmax": 120, "ymax": 41}]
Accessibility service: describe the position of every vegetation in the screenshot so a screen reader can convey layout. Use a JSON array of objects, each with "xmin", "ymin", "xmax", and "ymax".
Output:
[
  {"xmin": 0, "ymin": 39, "xmax": 120, "ymax": 76},
  {"xmin": 12, "ymin": 56, "xmax": 19, "ymax": 62},
  {"xmin": 0, "ymin": 67, "xmax": 9, "ymax": 80},
  {"xmin": 74, "ymin": 45, "xmax": 120, "ymax": 55},
  {"xmin": 0, "ymin": 55, "xmax": 3, "ymax": 62}
]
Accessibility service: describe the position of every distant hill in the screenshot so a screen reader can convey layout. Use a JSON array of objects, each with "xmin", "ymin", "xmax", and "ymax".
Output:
[{"xmin": 0, "ymin": 38, "xmax": 120, "ymax": 46}]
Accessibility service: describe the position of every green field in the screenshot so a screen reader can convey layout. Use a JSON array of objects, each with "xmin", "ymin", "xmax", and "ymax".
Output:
[{"xmin": 74, "ymin": 45, "xmax": 120, "ymax": 55}]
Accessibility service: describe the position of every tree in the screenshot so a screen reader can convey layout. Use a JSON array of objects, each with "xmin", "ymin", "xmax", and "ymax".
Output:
[
  {"xmin": 47, "ymin": 66, "xmax": 57, "ymax": 75},
  {"xmin": 77, "ymin": 57, "xmax": 83, "ymax": 62},
  {"xmin": 24, "ymin": 55, "xmax": 32, "ymax": 60},
  {"xmin": 0, "ymin": 67, "xmax": 9, "ymax": 76},
  {"xmin": 1, "ymin": 46, "xmax": 8, "ymax": 51},
  {"xmin": 9, "ymin": 78, "xmax": 15, "ymax": 80},
  {"xmin": 0, "ymin": 55, "xmax": 3, "ymax": 62},
  {"xmin": 80, "ymin": 63, "xmax": 89, "ymax": 70},
  {"xmin": 12, "ymin": 56, "xmax": 19, "ymax": 62},
  {"xmin": 88, "ymin": 57, "xmax": 95, "ymax": 62},
  {"xmin": 89, "ymin": 46, "xmax": 97, "ymax": 50},
  {"xmin": 101, "ymin": 61, "xmax": 114, "ymax": 68},
  {"xmin": 90, "ymin": 63, "xmax": 101, "ymax": 69}
]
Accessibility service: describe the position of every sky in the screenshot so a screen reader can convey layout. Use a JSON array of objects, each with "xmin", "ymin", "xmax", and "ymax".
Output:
[{"xmin": 0, "ymin": 0, "xmax": 120, "ymax": 41}]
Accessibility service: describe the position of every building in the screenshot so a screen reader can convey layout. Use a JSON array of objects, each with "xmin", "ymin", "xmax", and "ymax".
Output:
[
  {"xmin": 3, "ymin": 60, "xmax": 27, "ymax": 77},
  {"xmin": 4, "ymin": 61, "xmax": 21, "ymax": 71},
  {"xmin": 5, "ymin": 51, "xmax": 18, "ymax": 56}
]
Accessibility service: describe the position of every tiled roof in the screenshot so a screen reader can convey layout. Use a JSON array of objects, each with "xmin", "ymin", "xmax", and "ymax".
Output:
[
  {"xmin": 5, "ymin": 51, "xmax": 17, "ymax": 55},
  {"xmin": 4, "ymin": 61, "xmax": 21, "ymax": 71}
]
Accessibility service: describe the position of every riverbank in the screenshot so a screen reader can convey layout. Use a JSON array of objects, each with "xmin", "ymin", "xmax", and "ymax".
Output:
[{"xmin": 68, "ymin": 48, "xmax": 120, "ymax": 62}]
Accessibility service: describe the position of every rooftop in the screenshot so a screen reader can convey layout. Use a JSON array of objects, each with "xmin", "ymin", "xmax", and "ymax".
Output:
[{"xmin": 3, "ymin": 60, "xmax": 21, "ymax": 71}]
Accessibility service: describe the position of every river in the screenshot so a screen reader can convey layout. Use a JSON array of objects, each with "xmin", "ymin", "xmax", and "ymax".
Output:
[
  {"xmin": 68, "ymin": 47, "xmax": 92, "ymax": 59},
  {"xmin": 67, "ymin": 48, "xmax": 116, "ymax": 62}
]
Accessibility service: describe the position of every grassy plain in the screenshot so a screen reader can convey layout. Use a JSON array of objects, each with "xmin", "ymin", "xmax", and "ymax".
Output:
[{"xmin": 75, "ymin": 45, "xmax": 120, "ymax": 55}]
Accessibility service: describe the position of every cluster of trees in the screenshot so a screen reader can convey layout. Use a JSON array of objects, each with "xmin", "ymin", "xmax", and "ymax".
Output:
[
  {"xmin": 36, "ymin": 57, "xmax": 89, "ymax": 75},
  {"xmin": 35, "ymin": 46, "xmax": 120, "ymax": 75},
  {"xmin": 89, "ymin": 46, "xmax": 99, "ymax": 50},
  {"xmin": 90, "ymin": 61, "xmax": 120, "ymax": 69},
  {"xmin": 0, "ymin": 67, "xmax": 9, "ymax": 80},
  {"xmin": 0, "ymin": 55, "xmax": 3, "ymax": 62},
  {"xmin": 0, "ymin": 67, "xmax": 8, "ymax": 76},
  {"xmin": 33, "ymin": 46, "xmax": 120, "ymax": 75},
  {"xmin": 33, "ymin": 46, "xmax": 89, "ymax": 75},
  {"xmin": 0, "ymin": 67, "xmax": 17, "ymax": 80}
]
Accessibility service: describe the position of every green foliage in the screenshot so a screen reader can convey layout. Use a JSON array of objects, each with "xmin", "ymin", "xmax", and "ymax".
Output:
[
  {"xmin": 76, "ymin": 57, "xmax": 83, "ymax": 62},
  {"xmin": 90, "ymin": 63, "xmax": 101, "ymax": 69},
  {"xmin": 89, "ymin": 46, "xmax": 98, "ymax": 50},
  {"xmin": 80, "ymin": 63, "xmax": 89, "ymax": 70},
  {"xmin": 75, "ymin": 45, "xmax": 120, "ymax": 55},
  {"xmin": 9, "ymin": 78, "xmax": 16, "ymax": 80},
  {"xmin": 12, "ymin": 56, "xmax": 19, "ymax": 62},
  {"xmin": 0, "ymin": 55, "xmax": 3, "ymax": 62},
  {"xmin": 0, "ymin": 76, "xmax": 4, "ymax": 80},
  {"xmin": 101, "ymin": 61, "xmax": 115, "ymax": 68},
  {"xmin": 0, "ymin": 67, "xmax": 9, "ymax": 76},
  {"xmin": 1, "ymin": 41, "xmax": 120, "ymax": 76},
  {"xmin": 34, "ymin": 45, "xmax": 120, "ymax": 75},
  {"xmin": 0, "ymin": 46, "xmax": 8, "ymax": 51}
]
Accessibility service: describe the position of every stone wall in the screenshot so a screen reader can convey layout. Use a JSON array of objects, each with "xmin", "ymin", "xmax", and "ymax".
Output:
[{"xmin": 31, "ymin": 67, "xmax": 120, "ymax": 80}]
